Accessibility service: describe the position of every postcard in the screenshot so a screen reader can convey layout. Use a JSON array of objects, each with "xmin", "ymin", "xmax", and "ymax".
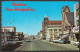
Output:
[{"xmin": 1, "ymin": 0, "xmax": 79, "ymax": 51}]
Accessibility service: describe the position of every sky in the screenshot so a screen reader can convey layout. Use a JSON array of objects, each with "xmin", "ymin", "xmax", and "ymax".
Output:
[{"xmin": 1, "ymin": 1, "xmax": 78, "ymax": 35}]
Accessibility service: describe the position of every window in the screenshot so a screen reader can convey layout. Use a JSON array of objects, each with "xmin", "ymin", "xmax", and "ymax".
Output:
[
  {"xmin": 55, "ymin": 23, "xmax": 57, "ymax": 25},
  {"xmin": 69, "ymin": 26, "xmax": 71, "ymax": 28},
  {"xmin": 44, "ymin": 18, "xmax": 48, "ymax": 21},
  {"xmin": 59, "ymin": 29, "xmax": 61, "ymax": 31},
  {"xmin": 54, "ymin": 29, "xmax": 57, "ymax": 31},
  {"xmin": 76, "ymin": 8, "xmax": 79, "ymax": 17},
  {"xmin": 51, "ymin": 34, "xmax": 53, "ymax": 35},
  {"xmin": 65, "ymin": 26, "xmax": 67, "ymax": 29},
  {"xmin": 77, "ymin": 20, "xmax": 79, "ymax": 26},
  {"xmin": 51, "ymin": 29, "xmax": 52, "ymax": 31},
  {"xmin": 59, "ymin": 23, "xmax": 61, "ymax": 25},
  {"xmin": 1, "ymin": 29, "xmax": 3, "ymax": 32},
  {"xmin": 51, "ymin": 23, "xmax": 53, "ymax": 25}
]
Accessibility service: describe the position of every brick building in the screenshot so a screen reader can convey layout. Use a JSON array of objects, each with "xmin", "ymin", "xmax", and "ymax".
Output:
[
  {"xmin": 16, "ymin": 32, "xmax": 24, "ymax": 41},
  {"xmin": 42, "ymin": 15, "xmax": 49, "ymax": 39},
  {"xmin": 46, "ymin": 21, "xmax": 62, "ymax": 41},
  {"xmin": 61, "ymin": 6, "xmax": 74, "ymax": 42},
  {"xmin": 1, "ymin": 26, "xmax": 16, "ymax": 45},
  {"xmin": 42, "ymin": 14, "xmax": 62, "ymax": 40}
]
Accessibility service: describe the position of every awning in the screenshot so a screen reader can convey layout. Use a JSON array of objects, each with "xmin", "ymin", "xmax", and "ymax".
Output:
[
  {"xmin": 73, "ymin": 32, "xmax": 79, "ymax": 34},
  {"xmin": 61, "ymin": 35, "xmax": 69, "ymax": 39}
]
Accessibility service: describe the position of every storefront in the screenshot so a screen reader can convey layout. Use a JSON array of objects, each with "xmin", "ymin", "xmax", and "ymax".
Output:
[{"xmin": 73, "ymin": 26, "xmax": 79, "ymax": 41}]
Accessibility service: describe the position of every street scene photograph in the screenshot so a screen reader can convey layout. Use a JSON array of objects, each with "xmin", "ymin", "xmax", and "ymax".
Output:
[{"xmin": 1, "ymin": 1, "xmax": 79, "ymax": 51}]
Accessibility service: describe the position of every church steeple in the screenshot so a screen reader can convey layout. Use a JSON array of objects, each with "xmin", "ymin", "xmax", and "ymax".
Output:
[{"xmin": 44, "ymin": 13, "xmax": 48, "ymax": 18}]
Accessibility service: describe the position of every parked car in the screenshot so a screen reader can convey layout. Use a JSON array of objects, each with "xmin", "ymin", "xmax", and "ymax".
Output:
[
  {"xmin": 74, "ymin": 41, "xmax": 79, "ymax": 46},
  {"xmin": 53, "ymin": 39, "xmax": 59, "ymax": 43},
  {"xmin": 7, "ymin": 41, "xmax": 16, "ymax": 45},
  {"xmin": 58, "ymin": 39, "xmax": 70, "ymax": 44},
  {"xmin": 74, "ymin": 41, "xmax": 79, "ymax": 48},
  {"xmin": 78, "ymin": 44, "xmax": 79, "ymax": 48},
  {"xmin": 58, "ymin": 39, "xmax": 64, "ymax": 44},
  {"xmin": 26, "ymin": 39, "xmax": 31, "ymax": 42}
]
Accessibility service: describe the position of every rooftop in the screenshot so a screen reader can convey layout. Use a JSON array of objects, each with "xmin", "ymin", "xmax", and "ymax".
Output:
[
  {"xmin": 48, "ymin": 21, "xmax": 62, "ymax": 25},
  {"xmin": 65, "ymin": 12, "xmax": 74, "ymax": 25},
  {"xmin": 1, "ymin": 26, "xmax": 16, "ymax": 28},
  {"xmin": 62, "ymin": 6, "xmax": 70, "ymax": 12}
]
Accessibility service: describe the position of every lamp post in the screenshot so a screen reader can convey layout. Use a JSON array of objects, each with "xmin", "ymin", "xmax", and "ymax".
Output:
[
  {"xmin": 4, "ymin": 20, "xmax": 14, "ymax": 44},
  {"xmin": 5, "ymin": 20, "xmax": 14, "ymax": 27}
]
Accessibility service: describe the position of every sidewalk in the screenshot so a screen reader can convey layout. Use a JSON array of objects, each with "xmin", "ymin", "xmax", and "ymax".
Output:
[
  {"xmin": 2, "ymin": 40, "xmax": 24, "ymax": 51},
  {"xmin": 41, "ymin": 40, "xmax": 79, "ymax": 50}
]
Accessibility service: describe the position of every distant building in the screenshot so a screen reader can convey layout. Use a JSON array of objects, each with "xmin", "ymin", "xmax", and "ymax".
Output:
[
  {"xmin": 24, "ymin": 34, "xmax": 29, "ymax": 38},
  {"xmin": 16, "ymin": 32, "xmax": 24, "ymax": 41},
  {"xmin": 29, "ymin": 35, "xmax": 35, "ymax": 40},
  {"xmin": 36, "ymin": 32, "xmax": 40, "ymax": 39},
  {"xmin": 46, "ymin": 21, "xmax": 62, "ymax": 41},
  {"xmin": 39, "ymin": 30, "xmax": 43, "ymax": 39}
]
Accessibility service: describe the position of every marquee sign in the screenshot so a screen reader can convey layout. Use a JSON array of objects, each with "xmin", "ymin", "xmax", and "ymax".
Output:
[{"xmin": 73, "ymin": 26, "xmax": 79, "ymax": 33}]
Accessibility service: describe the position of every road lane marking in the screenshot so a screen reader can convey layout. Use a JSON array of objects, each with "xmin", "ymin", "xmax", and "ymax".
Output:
[{"xmin": 31, "ymin": 42, "xmax": 32, "ymax": 51}]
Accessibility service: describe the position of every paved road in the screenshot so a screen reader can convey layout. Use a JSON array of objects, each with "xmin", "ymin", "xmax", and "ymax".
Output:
[{"xmin": 14, "ymin": 40, "xmax": 79, "ymax": 51}]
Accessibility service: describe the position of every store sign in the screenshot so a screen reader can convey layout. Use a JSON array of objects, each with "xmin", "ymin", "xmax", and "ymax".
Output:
[
  {"xmin": 3, "ymin": 28, "xmax": 13, "ymax": 32},
  {"xmin": 73, "ymin": 26, "xmax": 79, "ymax": 33},
  {"xmin": 64, "ymin": 30, "xmax": 69, "ymax": 34},
  {"xmin": 59, "ymin": 32, "xmax": 62, "ymax": 34}
]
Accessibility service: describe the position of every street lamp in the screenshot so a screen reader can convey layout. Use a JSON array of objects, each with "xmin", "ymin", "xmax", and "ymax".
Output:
[{"xmin": 5, "ymin": 20, "xmax": 14, "ymax": 27}]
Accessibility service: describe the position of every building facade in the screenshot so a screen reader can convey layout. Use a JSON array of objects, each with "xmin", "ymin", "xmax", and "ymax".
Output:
[
  {"xmin": 1, "ymin": 26, "xmax": 16, "ymax": 45},
  {"xmin": 73, "ymin": 2, "xmax": 79, "ymax": 42},
  {"xmin": 39, "ymin": 30, "xmax": 42, "ymax": 39},
  {"xmin": 16, "ymin": 32, "xmax": 24, "ymax": 41},
  {"xmin": 46, "ymin": 21, "xmax": 62, "ymax": 41},
  {"xmin": 42, "ymin": 15, "xmax": 49, "ymax": 39},
  {"xmin": 61, "ymin": 6, "xmax": 75, "ymax": 42}
]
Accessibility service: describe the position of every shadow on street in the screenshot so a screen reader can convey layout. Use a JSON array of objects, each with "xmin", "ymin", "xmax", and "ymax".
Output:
[{"xmin": 2, "ymin": 42, "xmax": 22, "ymax": 51}]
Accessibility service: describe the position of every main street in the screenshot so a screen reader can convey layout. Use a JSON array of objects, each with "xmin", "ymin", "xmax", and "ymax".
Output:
[{"xmin": 14, "ymin": 40, "xmax": 79, "ymax": 51}]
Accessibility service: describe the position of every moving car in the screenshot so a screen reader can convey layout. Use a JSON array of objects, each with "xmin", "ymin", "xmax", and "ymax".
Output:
[{"xmin": 26, "ymin": 39, "xmax": 31, "ymax": 42}]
